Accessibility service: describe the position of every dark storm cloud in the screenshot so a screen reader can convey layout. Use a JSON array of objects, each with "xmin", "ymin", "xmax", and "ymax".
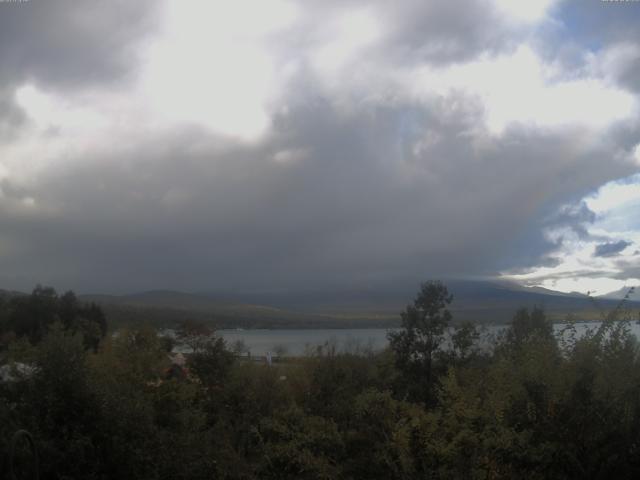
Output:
[
  {"xmin": 0, "ymin": 92, "xmax": 636, "ymax": 294},
  {"xmin": 0, "ymin": 0, "xmax": 160, "ymax": 152},
  {"xmin": 594, "ymin": 240, "xmax": 632, "ymax": 258},
  {"xmin": 545, "ymin": 202, "xmax": 598, "ymax": 240},
  {"xmin": 0, "ymin": 0, "xmax": 639, "ymax": 295},
  {"xmin": 0, "ymin": 0, "xmax": 159, "ymax": 90}
]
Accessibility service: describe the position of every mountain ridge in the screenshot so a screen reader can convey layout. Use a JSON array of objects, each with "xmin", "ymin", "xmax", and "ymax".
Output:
[
  {"xmin": 82, "ymin": 279, "xmax": 640, "ymax": 327},
  {"xmin": 4, "ymin": 281, "xmax": 638, "ymax": 328}
]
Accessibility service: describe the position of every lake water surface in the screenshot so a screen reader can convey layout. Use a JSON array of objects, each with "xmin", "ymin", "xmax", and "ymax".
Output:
[{"xmin": 217, "ymin": 321, "xmax": 640, "ymax": 356}]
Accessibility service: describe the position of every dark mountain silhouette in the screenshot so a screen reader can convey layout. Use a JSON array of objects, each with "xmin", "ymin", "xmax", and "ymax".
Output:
[{"xmin": 78, "ymin": 280, "xmax": 640, "ymax": 327}]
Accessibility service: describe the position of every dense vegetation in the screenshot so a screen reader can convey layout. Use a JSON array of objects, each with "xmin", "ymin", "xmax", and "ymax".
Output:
[{"xmin": 1, "ymin": 282, "xmax": 640, "ymax": 479}]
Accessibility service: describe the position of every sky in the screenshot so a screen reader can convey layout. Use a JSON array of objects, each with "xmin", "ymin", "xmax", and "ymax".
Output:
[{"xmin": 0, "ymin": 0, "xmax": 639, "ymax": 297}]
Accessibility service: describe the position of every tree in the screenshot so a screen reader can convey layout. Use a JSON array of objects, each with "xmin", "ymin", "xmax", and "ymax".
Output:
[
  {"xmin": 504, "ymin": 306, "xmax": 553, "ymax": 349},
  {"xmin": 344, "ymin": 390, "xmax": 421, "ymax": 479},
  {"xmin": 256, "ymin": 406, "xmax": 343, "ymax": 480},
  {"xmin": 450, "ymin": 321, "xmax": 481, "ymax": 364},
  {"xmin": 3, "ymin": 287, "xmax": 107, "ymax": 350},
  {"xmin": 25, "ymin": 324, "xmax": 100, "ymax": 478},
  {"xmin": 388, "ymin": 281, "xmax": 453, "ymax": 404},
  {"xmin": 76, "ymin": 302, "xmax": 108, "ymax": 351},
  {"xmin": 189, "ymin": 336, "xmax": 235, "ymax": 388},
  {"xmin": 175, "ymin": 319, "xmax": 214, "ymax": 353},
  {"xmin": 8, "ymin": 285, "xmax": 59, "ymax": 344}
]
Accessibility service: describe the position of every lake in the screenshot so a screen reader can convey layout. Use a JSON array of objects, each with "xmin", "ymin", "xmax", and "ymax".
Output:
[{"xmin": 217, "ymin": 321, "xmax": 640, "ymax": 356}]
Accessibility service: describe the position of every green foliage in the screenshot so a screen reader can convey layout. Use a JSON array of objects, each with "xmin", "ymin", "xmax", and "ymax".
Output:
[
  {"xmin": 302, "ymin": 350, "xmax": 389, "ymax": 423},
  {"xmin": 17, "ymin": 325, "xmax": 100, "ymax": 479},
  {"xmin": 451, "ymin": 321, "xmax": 480, "ymax": 356},
  {"xmin": 189, "ymin": 336, "xmax": 235, "ymax": 388},
  {"xmin": 256, "ymin": 406, "xmax": 343, "ymax": 479},
  {"xmin": 175, "ymin": 319, "xmax": 214, "ymax": 353},
  {"xmin": 388, "ymin": 280, "xmax": 454, "ymax": 404},
  {"xmin": 504, "ymin": 306, "xmax": 554, "ymax": 348},
  {"xmin": 0, "ymin": 286, "xmax": 107, "ymax": 351},
  {"xmin": 344, "ymin": 390, "xmax": 423, "ymax": 479},
  {"xmin": 1, "ymin": 281, "xmax": 640, "ymax": 479}
]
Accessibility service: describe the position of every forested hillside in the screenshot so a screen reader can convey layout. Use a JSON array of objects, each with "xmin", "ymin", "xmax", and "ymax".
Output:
[{"xmin": 82, "ymin": 281, "xmax": 639, "ymax": 328}]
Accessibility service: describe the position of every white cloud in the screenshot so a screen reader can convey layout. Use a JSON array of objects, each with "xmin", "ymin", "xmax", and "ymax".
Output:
[
  {"xmin": 5, "ymin": 85, "xmax": 114, "ymax": 183},
  {"xmin": 507, "ymin": 174, "xmax": 640, "ymax": 295},
  {"xmin": 492, "ymin": 0, "xmax": 556, "ymax": 23},
  {"xmin": 409, "ymin": 46, "xmax": 635, "ymax": 134},
  {"xmin": 541, "ymin": 277, "xmax": 637, "ymax": 296},
  {"xmin": 589, "ymin": 42, "xmax": 640, "ymax": 86},
  {"xmin": 140, "ymin": 0, "xmax": 298, "ymax": 140},
  {"xmin": 272, "ymin": 148, "xmax": 309, "ymax": 165},
  {"xmin": 312, "ymin": 9, "xmax": 382, "ymax": 78},
  {"xmin": 15, "ymin": 85, "xmax": 110, "ymax": 133},
  {"xmin": 585, "ymin": 174, "xmax": 640, "ymax": 214}
]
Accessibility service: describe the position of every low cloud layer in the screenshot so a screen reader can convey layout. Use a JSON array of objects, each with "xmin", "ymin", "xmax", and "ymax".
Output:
[{"xmin": 0, "ymin": 0, "xmax": 639, "ymax": 296}]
